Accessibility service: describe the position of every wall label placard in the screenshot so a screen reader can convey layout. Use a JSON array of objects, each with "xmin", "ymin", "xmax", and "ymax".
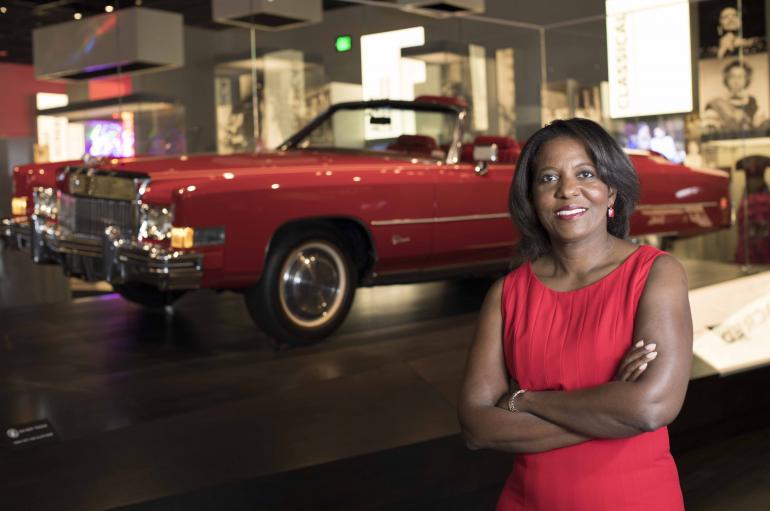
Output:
[{"xmin": 4, "ymin": 419, "xmax": 58, "ymax": 450}]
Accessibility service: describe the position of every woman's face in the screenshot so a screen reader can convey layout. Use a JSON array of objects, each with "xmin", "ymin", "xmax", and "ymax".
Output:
[
  {"xmin": 531, "ymin": 136, "xmax": 616, "ymax": 244},
  {"xmin": 719, "ymin": 7, "xmax": 741, "ymax": 32},
  {"xmin": 726, "ymin": 66, "xmax": 748, "ymax": 93}
]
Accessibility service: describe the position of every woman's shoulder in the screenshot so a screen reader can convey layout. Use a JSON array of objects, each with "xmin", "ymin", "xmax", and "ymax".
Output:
[
  {"xmin": 625, "ymin": 242, "xmax": 672, "ymax": 266},
  {"xmin": 647, "ymin": 250, "xmax": 686, "ymax": 282},
  {"xmin": 631, "ymin": 245, "xmax": 687, "ymax": 292},
  {"xmin": 636, "ymin": 251, "xmax": 689, "ymax": 311}
]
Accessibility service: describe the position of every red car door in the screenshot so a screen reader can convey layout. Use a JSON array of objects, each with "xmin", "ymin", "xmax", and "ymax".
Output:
[
  {"xmin": 431, "ymin": 137, "xmax": 519, "ymax": 270},
  {"xmin": 363, "ymin": 158, "xmax": 437, "ymax": 276}
]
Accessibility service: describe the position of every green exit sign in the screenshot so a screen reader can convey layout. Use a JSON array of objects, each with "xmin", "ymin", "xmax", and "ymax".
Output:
[{"xmin": 335, "ymin": 35, "xmax": 352, "ymax": 53}]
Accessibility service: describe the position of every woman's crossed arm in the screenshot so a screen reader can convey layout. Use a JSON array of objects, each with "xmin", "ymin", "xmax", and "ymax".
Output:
[{"xmin": 458, "ymin": 255, "xmax": 692, "ymax": 452}]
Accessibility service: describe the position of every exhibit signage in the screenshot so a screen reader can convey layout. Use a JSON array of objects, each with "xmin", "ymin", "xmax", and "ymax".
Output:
[
  {"xmin": 606, "ymin": 0, "xmax": 693, "ymax": 118},
  {"xmin": 694, "ymin": 291, "xmax": 770, "ymax": 374},
  {"xmin": 4, "ymin": 419, "xmax": 58, "ymax": 450}
]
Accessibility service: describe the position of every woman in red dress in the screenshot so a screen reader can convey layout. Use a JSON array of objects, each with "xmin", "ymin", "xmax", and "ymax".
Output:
[{"xmin": 458, "ymin": 118, "xmax": 692, "ymax": 510}]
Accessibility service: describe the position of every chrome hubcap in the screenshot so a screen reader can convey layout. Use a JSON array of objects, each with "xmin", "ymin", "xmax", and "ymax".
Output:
[{"xmin": 278, "ymin": 241, "xmax": 347, "ymax": 328}]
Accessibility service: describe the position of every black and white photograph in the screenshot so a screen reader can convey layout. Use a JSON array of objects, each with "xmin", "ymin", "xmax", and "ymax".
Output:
[
  {"xmin": 698, "ymin": 0, "xmax": 767, "ymax": 59},
  {"xmin": 699, "ymin": 52, "xmax": 770, "ymax": 136}
]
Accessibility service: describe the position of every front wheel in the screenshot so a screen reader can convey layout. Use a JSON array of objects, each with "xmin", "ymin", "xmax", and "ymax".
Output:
[{"xmin": 244, "ymin": 227, "xmax": 357, "ymax": 346}]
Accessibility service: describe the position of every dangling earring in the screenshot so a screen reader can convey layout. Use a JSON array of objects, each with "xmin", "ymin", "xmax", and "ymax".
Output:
[{"xmin": 608, "ymin": 206, "xmax": 615, "ymax": 218}]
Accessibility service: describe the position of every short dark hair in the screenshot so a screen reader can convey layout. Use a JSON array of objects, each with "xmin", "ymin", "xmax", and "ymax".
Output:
[
  {"xmin": 509, "ymin": 118, "xmax": 640, "ymax": 261},
  {"xmin": 723, "ymin": 60, "xmax": 752, "ymax": 87}
]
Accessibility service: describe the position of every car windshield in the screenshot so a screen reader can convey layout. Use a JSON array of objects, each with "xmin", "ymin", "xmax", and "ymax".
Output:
[{"xmin": 290, "ymin": 106, "xmax": 458, "ymax": 160}]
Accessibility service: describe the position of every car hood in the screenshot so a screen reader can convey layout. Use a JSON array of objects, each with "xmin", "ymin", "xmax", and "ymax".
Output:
[{"xmin": 95, "ymin": 150, "xmax": 417, "ymax": 181}]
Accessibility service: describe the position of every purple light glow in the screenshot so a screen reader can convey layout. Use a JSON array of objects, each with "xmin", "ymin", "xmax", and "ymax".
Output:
[{"xmin": 85, "ymin": 119, "xmax": 135, "ymax": 157}]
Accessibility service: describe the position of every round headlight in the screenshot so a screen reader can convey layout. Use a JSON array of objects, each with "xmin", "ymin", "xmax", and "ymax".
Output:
[
  {"xmin": 138, "ymin": 204, "xmax": 174, "ymax": 241},
  {"xmin": 33, "ymin": 187, "xmax": 59, "ymax": 220}
]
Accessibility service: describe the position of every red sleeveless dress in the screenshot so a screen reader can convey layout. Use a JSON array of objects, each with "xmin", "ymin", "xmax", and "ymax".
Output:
[{"xmin": 497, "ymin": 245, "xmax": 684, "ymax": 511}]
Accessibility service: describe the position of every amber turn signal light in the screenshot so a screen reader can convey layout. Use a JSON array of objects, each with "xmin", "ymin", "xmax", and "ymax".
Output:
[
  {"xmin": 11, "ymin": 196, "xmax": 27, "ymax": 217},
  {"xmin": 170, "ymin": 227, "xmax": 194, "ymax": 249}
]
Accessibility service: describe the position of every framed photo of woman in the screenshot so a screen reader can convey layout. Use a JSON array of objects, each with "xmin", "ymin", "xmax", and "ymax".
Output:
[
  {"xmin": 699, "ymin": 53, "xmax": 770, "ymax": 137},
  {"xmin": 698, "ymin": 0, "xmax": 766, "ymax": 59}
]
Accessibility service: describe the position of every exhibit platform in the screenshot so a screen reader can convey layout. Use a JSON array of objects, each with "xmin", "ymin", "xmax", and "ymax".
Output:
[{"xmin": 1, "ymin": 256, "xmax": 769, "ymax": 510}]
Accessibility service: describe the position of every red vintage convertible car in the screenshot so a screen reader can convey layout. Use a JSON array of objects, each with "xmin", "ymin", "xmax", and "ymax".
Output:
[{"xmin": 2, "ymin": 97, "xmax": 731, "ymax": 345}]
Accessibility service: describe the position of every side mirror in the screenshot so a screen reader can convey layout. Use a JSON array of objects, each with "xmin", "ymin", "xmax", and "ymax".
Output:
[{"xmin": 473, "ymin": 144, "xmax": 498, "ymax": 163}]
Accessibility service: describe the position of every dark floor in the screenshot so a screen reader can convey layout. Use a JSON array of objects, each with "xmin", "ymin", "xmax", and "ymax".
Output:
[
  {"xmin": 1, "ymin": 253, "xmax": 769, "ymax": 510},
  {"xmin": 111, "ymin": 424, "xmax": 770, "ymax": 511}
]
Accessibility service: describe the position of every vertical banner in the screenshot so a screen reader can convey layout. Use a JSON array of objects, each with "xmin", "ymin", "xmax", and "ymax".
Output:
[{"xmin": 606, "ymin": 0, "xmax": 693, "ymax": 118}]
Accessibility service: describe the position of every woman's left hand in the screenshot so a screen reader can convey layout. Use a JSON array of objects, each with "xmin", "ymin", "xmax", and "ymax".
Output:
[{"xmin": 615, "ymin": 340, "xmax": 659, "ymax": 382}]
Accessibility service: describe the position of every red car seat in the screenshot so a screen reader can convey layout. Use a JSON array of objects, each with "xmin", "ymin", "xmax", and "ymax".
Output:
[
  {"xmin": 460, "ymin": 143, "xmax": 475, "ymax": 162},
  {"xmin": 474, "ymin": 135, "xmax": 520, "ymax": 163},
  {"xmin": 460, "ymin": 136, "xmax": 521, "ymax": 163},
  {"xmin": 387, "ymin": 134, "xmax": 439, "ymax": 156}
]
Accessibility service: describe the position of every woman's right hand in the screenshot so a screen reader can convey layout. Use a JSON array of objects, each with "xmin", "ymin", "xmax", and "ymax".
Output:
[{"xmin": 614, "ymin": 340, "xmax": 658, "ymax": 382}]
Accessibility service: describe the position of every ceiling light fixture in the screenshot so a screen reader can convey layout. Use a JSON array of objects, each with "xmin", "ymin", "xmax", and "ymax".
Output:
[
  {"xmin": 105, "ymin": 5, "xmax": 114, "ymax": 12},
  {"xmin": 74, "ymin": 12, "xmax": 82, "ymax": 20},
  {"xmin": 0, "ymin": 6, "xmax": 7, "ymax": 14}
]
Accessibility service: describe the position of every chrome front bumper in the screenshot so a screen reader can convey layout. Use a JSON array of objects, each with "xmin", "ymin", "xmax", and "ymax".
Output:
[
  {"xmin": 2, "ymin": 216, "xmax": 203, "ymax": 291},
  {"xmin": 1, "ymin": 217, "xmax": 32, "ymax": 253}
]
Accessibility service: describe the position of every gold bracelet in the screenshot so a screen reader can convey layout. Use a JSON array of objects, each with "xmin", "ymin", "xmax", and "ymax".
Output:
[{"xmin": 507, "ymin": 389, "xmax": 527, "ymax": 412}]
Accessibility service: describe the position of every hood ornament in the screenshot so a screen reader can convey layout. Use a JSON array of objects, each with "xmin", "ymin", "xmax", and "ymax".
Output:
[{"xmin": 82, "ymin": 153, "xmax": 108, "ymax": 168}]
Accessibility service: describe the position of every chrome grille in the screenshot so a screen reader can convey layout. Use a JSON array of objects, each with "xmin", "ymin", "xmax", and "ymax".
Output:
[{"xmin": 60, "ymin": 193, "xmax": 135, "ymax": 238}]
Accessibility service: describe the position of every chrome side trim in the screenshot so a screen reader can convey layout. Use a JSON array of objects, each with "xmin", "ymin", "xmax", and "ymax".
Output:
[
  {"xmin": 372, "ymin": 203, "xmax": 718, "ymax": 227},
  {"xmin": 361, "ymin": 258, "xmax": 511, "ymax": 286},
  {"xmin": 371, "ymin": 212, "xmax": 509, "ymax": 227},
  {"xmin": 636, "ymin": 201, "xmax": 718, "ymax": 210}
]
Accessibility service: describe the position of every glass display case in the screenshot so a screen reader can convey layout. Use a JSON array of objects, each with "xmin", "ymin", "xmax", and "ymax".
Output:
[{"xmin": 35, "ymin": 93, "xmax": 186, "ymax": 161}]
